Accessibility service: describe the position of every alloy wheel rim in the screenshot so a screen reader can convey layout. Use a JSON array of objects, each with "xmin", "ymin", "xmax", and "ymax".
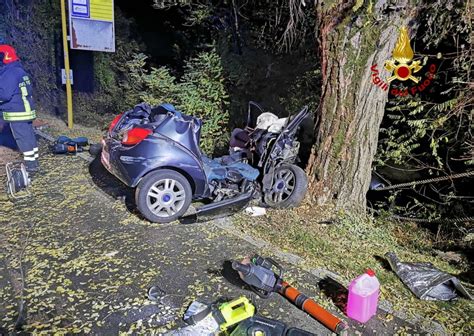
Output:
[
  {"xmin": 146, "ymin": 178, "xmax": 186, "ymax": 218},
  {"xmin": 269, "ymin": 168, "xmax": 295, "ymax": 203}
]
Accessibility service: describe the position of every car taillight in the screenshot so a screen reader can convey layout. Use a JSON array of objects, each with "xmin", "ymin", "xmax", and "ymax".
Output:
[
  {"xmin": 108, "ymin": 113, "xmax": 123, "ymax": 133},
  {"xmin": 122, "ymin": 127, "xmax": 152, "ymax": 146}
]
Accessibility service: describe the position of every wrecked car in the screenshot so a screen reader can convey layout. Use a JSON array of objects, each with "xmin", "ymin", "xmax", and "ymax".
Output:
[{"xmin": 100, "ymin": 102, "xmax": 309, "ymax": 223}]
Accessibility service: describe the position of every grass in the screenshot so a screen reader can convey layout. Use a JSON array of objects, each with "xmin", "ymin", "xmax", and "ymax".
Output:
[{"xmin": 233, "ymin": 202, "xmax": 474, "ymax": 334}]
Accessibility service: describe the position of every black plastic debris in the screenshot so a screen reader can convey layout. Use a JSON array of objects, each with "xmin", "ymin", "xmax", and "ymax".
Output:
[
  {"xmin": 147, "ymin": 286, "xmax": 166, "ymax": 301},
  {"xmin": 369, "ymin": 173, "xmax": 386, "ymax": 190},
  {"xmin": 385, "ymin": 252, "xmax": 473, "ymax": 301}
]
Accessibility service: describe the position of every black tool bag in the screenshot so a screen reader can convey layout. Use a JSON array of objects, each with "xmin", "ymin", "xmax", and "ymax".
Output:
[
  {"xmin": 230, "ymin": 315, "xmax": 315, "ymax": 336},
  {"xmin": 51, "ymin": 135, "xmax": 88, "ymax": 154}
]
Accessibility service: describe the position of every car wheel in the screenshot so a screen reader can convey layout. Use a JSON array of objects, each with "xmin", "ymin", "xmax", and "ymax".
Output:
[
  {"xmin": 264, "ymin": 164, "xmax": 308, "ymax": 208},
  {"xmin": 136, "ymin": 169, "xmax": 192, "ymax": 223},
  {"xmin": 89, "ymin": 143, "xmax": 102, "ymax": 157}
]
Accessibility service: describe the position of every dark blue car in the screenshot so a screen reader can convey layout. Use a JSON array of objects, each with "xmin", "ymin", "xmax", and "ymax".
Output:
[{"xmin": 101, "ymin": 102, "xmax": 309, "ymax": 223}]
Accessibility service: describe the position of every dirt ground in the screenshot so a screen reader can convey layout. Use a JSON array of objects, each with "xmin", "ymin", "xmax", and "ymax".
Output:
[{"xmin": 0, "ymin": 146, "xmax": 20, "ymax": 169}]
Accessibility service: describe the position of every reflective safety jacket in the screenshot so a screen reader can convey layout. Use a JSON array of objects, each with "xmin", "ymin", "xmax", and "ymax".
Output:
[{"xmin": 0, "ymin": 61, "xmax": 36, "ymax": 122}]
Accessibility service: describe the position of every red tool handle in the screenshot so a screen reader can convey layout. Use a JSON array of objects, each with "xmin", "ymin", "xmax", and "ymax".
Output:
[{"xmin": 279, "ymin": 281, "xmax": 346, "ymax": 334}]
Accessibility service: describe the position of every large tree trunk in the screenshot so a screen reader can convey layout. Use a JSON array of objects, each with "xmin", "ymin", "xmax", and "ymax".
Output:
[{"xmin": 306, "ymin": 0, "xmax": 414, "ymax": 209}]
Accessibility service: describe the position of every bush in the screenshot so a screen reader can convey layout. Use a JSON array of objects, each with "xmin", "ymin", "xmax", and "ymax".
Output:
[
  {"xmin": 178, "ymin": 50, "xmax": 229, "ymax": 154},
  {"xmin": 124, "ymin": 49, "xmax": 229, "ymax": 154}
]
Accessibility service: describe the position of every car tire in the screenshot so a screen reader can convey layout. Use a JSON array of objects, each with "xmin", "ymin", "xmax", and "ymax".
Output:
[
  {"xmin": 136, "ymin": 169, "xmax": 192, "ymax": 223},
  {"xmin": 263, "ymin": 164, "xmax": 308, "ymax": 208},
  {"xmin": 89, "ymin": 143, "xmax": 102, "ymax": 157}
]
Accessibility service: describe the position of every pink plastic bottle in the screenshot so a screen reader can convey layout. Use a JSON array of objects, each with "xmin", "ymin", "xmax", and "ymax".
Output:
[{"xmin": 346, "ymin": 269, "xmax": 380, "ymax": 323}]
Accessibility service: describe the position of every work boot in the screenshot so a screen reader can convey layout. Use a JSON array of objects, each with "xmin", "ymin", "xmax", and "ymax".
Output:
[{"xmin": 24, "ymin": 159, "xmax": 40, "ymax": 174}]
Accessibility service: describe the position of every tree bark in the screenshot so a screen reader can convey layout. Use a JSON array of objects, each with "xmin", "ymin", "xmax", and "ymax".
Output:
[{"xmin": 306, "ymin": 0, "xmax": 415, "ymax": 209}]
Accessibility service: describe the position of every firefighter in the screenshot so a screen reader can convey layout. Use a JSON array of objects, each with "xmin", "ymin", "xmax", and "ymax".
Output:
[{"xmin": 0, "ymin": 41, "xmax": 39, "ymax": 173}]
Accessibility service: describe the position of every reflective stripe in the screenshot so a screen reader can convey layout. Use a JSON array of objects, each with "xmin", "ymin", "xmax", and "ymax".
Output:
[
  {"xmin": 20, "ymin": 86, "xmax": 32, "ymax": 114},
  {"xmin": 23, "ymin": 150, "xmax": 35, "ymax": 155},
  {"xmin": 2, "ymin": 110, "xmax": 37, "ymax": 121},
  {"xmin": 33, "ymin": 147, "xmax": 39, "ymax": 152},
  {"xmin": 34, "ymin": 153, "xmax": 39, "ymax": 159},
  {"xmin": 24, "ymin": 156, "xmax": 36, "ymax": 161}
]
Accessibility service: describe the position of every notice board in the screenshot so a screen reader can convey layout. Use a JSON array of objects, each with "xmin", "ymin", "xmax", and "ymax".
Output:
[{"xmin": 69, "ymin": 0, "xmax": 115, "ymax": 52}]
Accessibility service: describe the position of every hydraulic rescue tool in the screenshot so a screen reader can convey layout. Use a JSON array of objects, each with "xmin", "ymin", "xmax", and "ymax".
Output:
[
  {"xmin": 232, "ymin": 255, "xmax": 347, "ymax": 334},
  {"xmin": 5, "ymin": 161, "xmax": 30, "ymax": 199},
  {"xmin": 168, "ymin": 296, "xmax": 256, "ymax": 335}
]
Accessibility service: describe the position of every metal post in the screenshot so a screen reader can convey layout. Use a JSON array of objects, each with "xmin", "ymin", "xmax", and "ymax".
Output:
[{"xmin": 60, "ymin": 0, "xmax": 73, "ymax": 129}]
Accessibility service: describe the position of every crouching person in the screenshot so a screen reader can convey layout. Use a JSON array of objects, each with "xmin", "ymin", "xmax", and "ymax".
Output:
[{"xmin": 0, "ymin": 41, "xmax": 39, "ymax": 173}]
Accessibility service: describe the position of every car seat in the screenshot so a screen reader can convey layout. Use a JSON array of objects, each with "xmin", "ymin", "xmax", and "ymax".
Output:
[{"xmin": 150, "ymin": 105, "xmax": 169, "ymax": 125}]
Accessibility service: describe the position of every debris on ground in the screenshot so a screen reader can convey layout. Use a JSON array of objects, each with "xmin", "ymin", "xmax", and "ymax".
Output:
[
  {"xmin": 245, "ymin": 206, "xmax": 266, "ymax": 217},
  {"xmin": 385, "ymin": 252, "xmax": 473, "ymax": 301}
]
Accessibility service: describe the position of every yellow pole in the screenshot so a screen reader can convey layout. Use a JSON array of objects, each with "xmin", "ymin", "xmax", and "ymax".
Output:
[{"xmin": 60, "ymin": 0, "xmax": 73, "ymax": 129}]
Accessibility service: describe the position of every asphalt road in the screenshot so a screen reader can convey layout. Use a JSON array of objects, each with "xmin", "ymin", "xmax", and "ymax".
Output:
[{"xmin": 0, "ymin": 139, "xmax": 423, "ymax": 335}]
